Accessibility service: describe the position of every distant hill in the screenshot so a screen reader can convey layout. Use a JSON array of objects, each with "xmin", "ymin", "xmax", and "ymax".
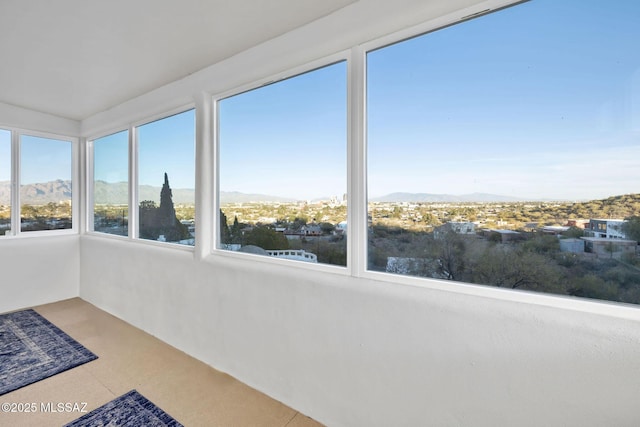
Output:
[
  {"xmin": 94, "ymin": 181, "xmax": 195, "ymax": 204},
  {"xmin": 370, "ymin": 192, "xmax": 522, "ymax": 203},
  {"xmin": 0, "ymin": 180, "xmax": 290, "ymax": 205},
  {"xmin": 96, "ymin": 181, "xmax": 200, "ymax": 205},
  {"xmin": 219, "ymin": 191, "xmax": 295, "ymax": 204},
  {"xmin": 94, "ymin": 182, "xmax": 294, "ymax": 204},
  {"xmin": 0, "ymin": 179, "xmax": 73, "ymax": 204},
  {"xmin": 0, "ymin": 181, "xmax": 10, "ymax": 204},
  {"xmin": 3, "ymin": 181, "xmax": 637, "ymax": 212}
]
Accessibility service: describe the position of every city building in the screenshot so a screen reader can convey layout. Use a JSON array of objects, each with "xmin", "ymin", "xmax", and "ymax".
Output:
[
  {"xmin": 582, "ymin": 237, "xmax": 638, "ymax": 259},
  {"xmin": 585, "ymin": 219, "xmax": 628, "ymax": 239}
]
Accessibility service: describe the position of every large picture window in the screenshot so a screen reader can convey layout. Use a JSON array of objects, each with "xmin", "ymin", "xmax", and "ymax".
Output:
[
  {"xmin": 366, "ymin": 0, "xmax": 640, "ymax": 303},
  {"xmin": 0, "ymin": 129, "xmax": 10, "ymax": 236},
  {"xmin": 92, "ymin": 130, "xmax": 129, "ymax": 236},
  {"xmin": 137, "ymin": 109, "xmax": 195, "ymax": 245},
  {"xmin": 218, "ymin": 61, "xmax": 347, "ymax": 266},
  {"xmin": 20, "ymin": 135, "xmax": 73, "ymax": 232}
]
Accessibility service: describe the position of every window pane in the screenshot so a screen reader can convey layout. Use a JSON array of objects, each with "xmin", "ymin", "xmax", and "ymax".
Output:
[
  {"xmin": 137, "ymin": 109, "xmax": 195, "ymax": 245},
  {"xmin": 218, "ymin": 61, "xmax": 347, "ymax": 266},
  {"xmin": 367, "ymin": 1, "xmax": 640, "ymax": 303},
  {"xmin": 93, "ymin": 130, "xmax": 128, "ymax": 236},
  {"xmin": 20, "ymin": 135, "xmax": 72, "ymax": 232},
  {"xmin": 0, "ymin": 129, "xmax": 10, "ymax": 236}
]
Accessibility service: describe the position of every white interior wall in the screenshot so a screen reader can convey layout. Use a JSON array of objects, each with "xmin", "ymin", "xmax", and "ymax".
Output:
[
  {"xmin": 0, "ymin": 103, "xmax": 80, "ymax": 314},
  {"xmin": 0, "ymin": 101, "xmax": 80, "ymax": 136},
  {"xmin": 79, "ymin": 1, "xmax": 640, "ymax": 424},
  {"xmin": 80, "ymin": 236, "xmax": 640, "ymax": 427},
  {"xmin": 0, "ymin": 235, "xmax": 80, "ymax": 313}
]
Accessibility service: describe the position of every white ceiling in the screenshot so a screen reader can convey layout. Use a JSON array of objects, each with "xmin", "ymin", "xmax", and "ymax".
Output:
[{"xmin": 0, "ymin": 0, "xmax": 355, "ymax": 121}]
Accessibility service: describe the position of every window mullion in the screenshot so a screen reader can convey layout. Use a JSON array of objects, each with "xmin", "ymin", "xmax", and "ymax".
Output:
[
  {"xmin": 10, "ymin": 131, "xmax": 19, "ymax": 236},
  {"xmin": 129, "ymin": 126, "xmax": 137, "ymax": 240},
  {"xmin": 348, "ymin": 46, "xmax": 367, "ymax": 277}
]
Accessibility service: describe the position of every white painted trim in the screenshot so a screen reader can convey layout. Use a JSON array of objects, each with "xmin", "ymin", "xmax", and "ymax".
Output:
[
  {"xmin": 10, "ymin": 130, "xmax": 19, "ymax": 237},
  {"xmin": 132, "ymin": 105, "xmax": 196, "ymax": 250},
  {"xmin": 206, "ymin": 245, "xmax": 350, "ymax": 276},
  {"xmin": 130, "ymin": 103, "xmax": 196, "ymax": 130},
  {"xmin": 0, "ymin": 101, "xmax": 80, "ymax": 137},
  {"xmin": 361, "ymin": 268, "xmax": 640, "ymax": 321},
  {"xmin": 347, "ymin": 46, "xmax": 367, "ymax": 278},
  {"xmin": 86, "ymin": 129, "xmax": 130, "ymax": 237},
  {"xmin": 130, "ymin": 125, "xmax": 138, "ymax": 241},
  {"xmin": 211, "ymin": 51, "xmax": 350, "ymax": 271},
  {"xmin": 211, "ymin": 95, "xmax": 221, "ymax": 253},
  {"xmin": 12, "ymin": 130, "xmax": 78, "ymax": 237},
  {"xmin": 82, "ymin": 136, "xmax": 92, "ymax": 234},
  {"xmin": 212, "ymin": 51, "xmax": 351, "ymax": 103},
  {"xmin": 359, "ymin": 0, "xmax": 526, "ymax": 54},
  {"xmin": 85, "ymin": 126, "xmax": 131, "ymax": 146},
  {"xmin": 194, "ymin": 93, "xmax": 214, "ymax": 260}
]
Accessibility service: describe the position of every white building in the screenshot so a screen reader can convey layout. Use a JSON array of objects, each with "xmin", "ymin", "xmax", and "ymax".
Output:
[{"xmin": 585, "ymin": 219, "xmax": 628, "ymax": 239}]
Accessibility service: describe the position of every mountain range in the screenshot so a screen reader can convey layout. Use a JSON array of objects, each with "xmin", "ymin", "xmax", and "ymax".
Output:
[
  {"xmin": 0, "ymin": 180, "xmax": 294, "ymax": 205},
  {"xmin": 0, "ymin": 181, "xmax": 526, "ymax": 205},
  {"xmin": 0, "ymin": 180, "xmax": 73, "ymax": 205},
  {"xmin": 369, "ymin": 192, "xmax": 522, "ymax": 203}
]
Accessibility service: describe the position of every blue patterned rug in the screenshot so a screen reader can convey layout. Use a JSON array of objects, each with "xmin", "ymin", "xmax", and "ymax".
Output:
[
  {"xmin": 0, "ymin": 308, "xmax": 97, "ymax": 395},
  {"xmin": 65, "ymin": 390, "xmax": 183, "ymax": 426}
]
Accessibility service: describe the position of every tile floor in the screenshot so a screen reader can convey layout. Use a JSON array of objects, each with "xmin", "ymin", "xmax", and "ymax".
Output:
[{"xmin": 1, "ymin": 298, "xmax": 323, "ymax": 427}]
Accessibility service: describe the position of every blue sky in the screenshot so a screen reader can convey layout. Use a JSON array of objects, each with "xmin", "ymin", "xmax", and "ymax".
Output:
[
  {"xmin": 219, "ymin": 61, "xmax": 347, "ymax": 201},
  {"xmin": 11, "ymin": 0, "xmax": 640, "ymax": 203},
  {"xmin": 367, "ymin": 0, "xmax": 640, "ymax": 201},
  {"xmin": 93, "ymin": 110, "xmax": 195, "ymax": 190},
  {"xmin": 20, "ymin": 135, "xmax": 71, "ymax": 185},
  {"xmin": 219, "ymin": 0, "xmax": 639, "ymax": 202},
  {"xmin": 94, "ymin": 130, "xmax": 128, "ymax": 184},
  {"xmin": 137, "ymin": 109, "xmax": 195, "ymax": 189}
]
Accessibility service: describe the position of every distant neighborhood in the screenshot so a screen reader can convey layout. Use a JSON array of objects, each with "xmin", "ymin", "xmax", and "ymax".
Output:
[
  {"xmin": 3, "ymin": 179, "xmax": 640, "ymax": 304},
  {"xmin": 433, "ymin": 218, "xmax": 638, "ymax": 259}
]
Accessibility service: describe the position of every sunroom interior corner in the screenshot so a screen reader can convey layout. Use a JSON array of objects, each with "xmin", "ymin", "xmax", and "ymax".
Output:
[{"xmin": 1, "ymin": 0, "xmax": 639, "ymax": 426}]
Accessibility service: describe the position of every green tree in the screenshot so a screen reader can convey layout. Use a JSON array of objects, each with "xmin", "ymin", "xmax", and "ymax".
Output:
[
  {"xmin": 230, "ymin": 215, "xmax": 242, "ymax": 243},
  {"xmin": 434, "ymin": 230, "xmax": 466, "ymax": 281},
  {"xmin": 139, "ymin": 173, "xmax": 190, "ymax": 242},
  {"xmin": 562, "ymin": 226, "xmax": 584, "ymax": 239},
  {"xmin": 567, "ymin": 274, "xmax": 618, "ymax": 301},
  {"xmin": 243, "ymin": 226, "xmax": 289, "ymax": 250},
  {"xmin": 220, "ymin": 209, "xmax": 231, "ymax": 244},
  {"xmin": 472, "ymin": 246, "xmax": 562, "ymax": 292},
  {"xmin": 622, "ymin": 216, "xmax": 640, "ymax": 242},
  {"xmin": 522, "ymin": 234, "xmax": 559, "ymax": 255},
  {"xmin": 138, "ymin": 200, "xmax": 158, "ymax": 239}
]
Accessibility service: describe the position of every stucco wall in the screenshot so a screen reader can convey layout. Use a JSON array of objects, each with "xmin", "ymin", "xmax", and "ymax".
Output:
[
  {"xmin": 0, "ymin": 235, "xmax": 80, "ymax": 313},
  {"xmin": 79, "ymin": 236, "xmax": 640, "ymax": 426}
]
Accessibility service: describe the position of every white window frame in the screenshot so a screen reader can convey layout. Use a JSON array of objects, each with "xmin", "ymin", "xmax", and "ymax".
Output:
[
  {"xmin": 133, "ymin": 104, "xmax": 196, "ymax": 250},
  {"xmin": 86, "ymin": 128, "xmax": 131, "ymax": 239},
  {"xmin": 353, "ymin": 0, "xmax": 640, "ymax": 317},
  {"xmin": 0, "ymin": 127, "xmax": 14, "ymax": 238},
  {"xmin": 0, "ymin": 128, "xmax": 79, "ymax": 238},
  {"xmin": 85, "ymin": 104, "xmax": 196, "ymax": 251},
  {"xmin": 205, "ymin": 0, "xmax": 640, "ymax": 316},
  {"xmin": 212, "ymin": 52, "xmax": 352, "ymax": 274}
]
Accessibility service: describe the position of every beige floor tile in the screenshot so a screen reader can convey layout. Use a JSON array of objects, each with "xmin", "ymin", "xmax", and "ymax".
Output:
[
  {"xmin": 1, "ymin": 363, "xmax": 115, "ymax": 427},
  {"xmin": 142, "ymin": 362, "xmax": 297, "ymax": 427},
  {"xmin": 285, "ymin": 413, "xmax": 324, "ymax": 427},
  {"xmin": 1, "ymin": 298, "xmax": 324, "ymax": 427}
]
